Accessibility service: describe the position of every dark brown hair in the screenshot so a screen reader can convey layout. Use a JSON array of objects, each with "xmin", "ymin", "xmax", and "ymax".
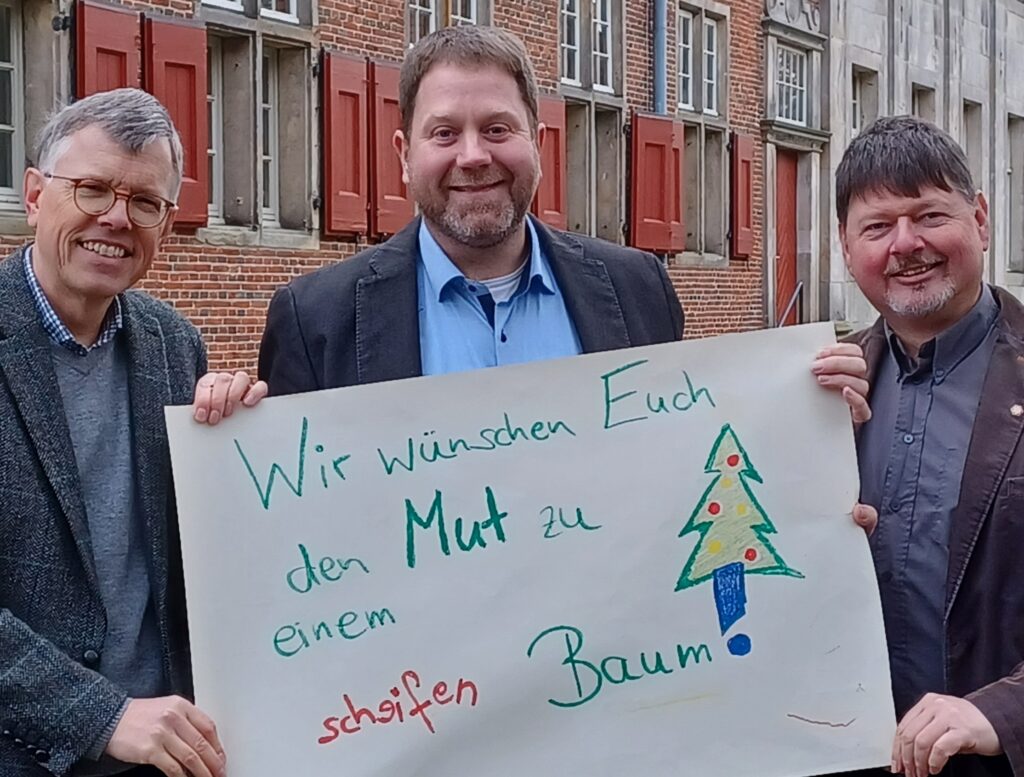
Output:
[
  {"xmin": 836, "ymin": 115, "xmax": 976, "ymax": 224},
  {"xmin": 399, "ymin": 25, "xmax": 540, "ymax": 137}
]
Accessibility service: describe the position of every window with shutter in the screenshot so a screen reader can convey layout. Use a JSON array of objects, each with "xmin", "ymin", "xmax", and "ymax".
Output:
[
  {"xmin": 322, "ymin": 51, "xmax": 368, "ymax": 236},
  {"xmin": 143, "ymin": 16, "xmax": 208, "ymax": 226},
  {"xmin": 75, "ymin": 0, "xmax": 141, "ymax": 97},
  {"xmin": 730, "ymin": 131, "xmax": 754, "ymax": 259},
  {"xmin": 369, "ymin": 60, "xmax": 413, "ymax": 237},
  {"xmin": 531, "ymin": 95, "xmax": 567, "ymax": 231},
  {"xmin": 629, "ymin": 112, "xmax": 684, "ymax": 253}
]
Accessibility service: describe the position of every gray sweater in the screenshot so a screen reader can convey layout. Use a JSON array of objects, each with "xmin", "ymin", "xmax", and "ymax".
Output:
[{"xmin": 52, "ymin": 338, "xmax": 165, "ymax": 774}]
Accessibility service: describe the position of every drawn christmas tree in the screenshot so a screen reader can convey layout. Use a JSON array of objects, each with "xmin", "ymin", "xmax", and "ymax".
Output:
[{"xmin": 675, "ymin": 423, "xmax": 803, "ymax": 656}]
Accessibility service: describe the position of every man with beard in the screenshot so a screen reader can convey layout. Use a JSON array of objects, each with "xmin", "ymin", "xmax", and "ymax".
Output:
[
  {"xmin": 838, "ymin": 115, "xmax": 1024, "ymax": 777},
  {"xmin": 254, "ymin": 24, "xmax": 684, "ymax": 393}
]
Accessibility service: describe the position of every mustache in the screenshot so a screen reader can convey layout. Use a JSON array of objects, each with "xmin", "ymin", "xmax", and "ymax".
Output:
[
  {"xmin": 884, "ymin": 254, "xmax": 942, "ymax": 276},
  {"xmin": 445, "ymin": 167, "xmax": 507, "ymax": 188}
]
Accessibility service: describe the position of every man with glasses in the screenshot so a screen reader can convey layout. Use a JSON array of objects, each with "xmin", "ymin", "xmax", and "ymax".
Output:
[{"xmin": 0, "ymin": 89, "xmax": 239, "ymax": 777}]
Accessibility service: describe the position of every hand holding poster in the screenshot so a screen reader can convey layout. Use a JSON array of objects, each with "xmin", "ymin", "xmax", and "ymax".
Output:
[{"xmin": 165, "ymin": 323, "xmax": 895, "ymax": 777}]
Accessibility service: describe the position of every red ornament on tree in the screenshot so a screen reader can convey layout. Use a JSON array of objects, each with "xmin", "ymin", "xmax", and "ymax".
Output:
[
  {"xmin": 727, "ymin": 454, "xmax": 740, "ymax": 467},
  {"xmin": 708, "ymin": 502, "xmax": 721, "ymax": 516},
  {"xmin": 744, "ymin": 548, "xmax": 758, "ymax": 562}
]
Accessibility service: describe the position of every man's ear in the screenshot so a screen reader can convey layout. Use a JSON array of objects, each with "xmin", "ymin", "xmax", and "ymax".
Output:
[
  {"xmin": 974, "ymin": 191, "xmax": 990, "ymax": 251},
  {"xmin": 839, "ymin": 222, "xmax": 853, "ymax": 273},
  {"xmin": 393, "ymin": 129, "xmax": 410, "ymax": 185},
  {"xmin": 534, "ymin": 123, "xmax": 547, "ymax": 183},
  {"xmin": 23, "ymin": 167, "xmax": 46, "ymax": 228}
]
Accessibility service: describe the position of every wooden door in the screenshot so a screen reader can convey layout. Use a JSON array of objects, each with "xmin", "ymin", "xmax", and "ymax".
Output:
[{"xmin": 775, "ymin": 149, "xmax": 799, "ymax": 326}]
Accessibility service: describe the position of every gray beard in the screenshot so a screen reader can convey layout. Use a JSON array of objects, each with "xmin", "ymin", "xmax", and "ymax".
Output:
[
  {"xmin": 427, "ymin": 201, "xmax": 525, "ymax": 249},
  {"xmin": 885, "ymin": 278, "xmax": 956, "ymax": 318}
]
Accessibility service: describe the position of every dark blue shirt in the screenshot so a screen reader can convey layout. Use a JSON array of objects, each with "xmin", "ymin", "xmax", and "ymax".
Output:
[
  {"xmin": 416, "ymin": 219, "xmax": 582, "ymax": 376},
  {"xmin": 858, "ymin": 286, "xmax": 999, "ymax": 717}
]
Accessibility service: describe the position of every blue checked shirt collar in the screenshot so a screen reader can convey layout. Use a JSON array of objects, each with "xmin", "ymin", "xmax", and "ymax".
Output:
[{"xmin": 23, "ymin": 246, "xmax": 123, "ymax": 355}]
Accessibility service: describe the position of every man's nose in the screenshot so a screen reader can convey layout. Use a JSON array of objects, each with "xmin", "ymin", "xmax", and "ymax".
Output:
[
  {"xmin": 890, "ymin": 216, "xmax": 924, "ymax": 255},
  {"xmin": 457, "ymin": 132, "xmax": 492, "ymax": 168},
  {"xmin": 98, "ymin": 195, "xmax": 132, "ymax": 230}
]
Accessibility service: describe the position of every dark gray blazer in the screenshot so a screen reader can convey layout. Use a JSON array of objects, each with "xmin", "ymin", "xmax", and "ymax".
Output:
[
  {"xmin": 259, "ymin": 216, "xmax": 685, "ymax": 394},
  {"xmin": 0, "ymin": 247, "xmax": 205, "ymax": 776}
]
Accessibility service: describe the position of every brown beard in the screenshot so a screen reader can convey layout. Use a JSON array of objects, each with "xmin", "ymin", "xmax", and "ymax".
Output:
[{"xmin": 413, "ymin": 163, "xmax": 539, "ymax": 249}]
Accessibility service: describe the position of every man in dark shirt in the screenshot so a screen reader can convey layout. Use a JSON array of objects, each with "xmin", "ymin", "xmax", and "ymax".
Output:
[{"xmin": 840, "ymin": 115, "xmax": 1024, "ymax": 777}]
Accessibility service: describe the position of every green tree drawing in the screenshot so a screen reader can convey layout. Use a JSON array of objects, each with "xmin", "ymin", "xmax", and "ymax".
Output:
[{"xmin": 675, "ymin": 423, "xmax": 803, "ymax": 591}]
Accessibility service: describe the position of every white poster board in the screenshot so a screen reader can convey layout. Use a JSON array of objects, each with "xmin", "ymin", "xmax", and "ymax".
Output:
[{"xmin": 166, "ymin": 323, "xmax": 895, "ymax": 777}]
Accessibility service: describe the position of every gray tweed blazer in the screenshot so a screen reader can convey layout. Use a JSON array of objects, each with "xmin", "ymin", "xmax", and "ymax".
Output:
[{"xmin": 0, "ymin": 246, "xmax": 205, "ymax": 776}]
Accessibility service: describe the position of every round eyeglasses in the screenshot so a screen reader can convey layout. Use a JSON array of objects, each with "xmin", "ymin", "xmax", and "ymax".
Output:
[{"xmin": 44, "ymin": 174, "xmax": 176, "ymax": 228}]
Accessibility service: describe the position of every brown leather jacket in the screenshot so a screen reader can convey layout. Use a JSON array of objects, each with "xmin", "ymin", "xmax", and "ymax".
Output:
[{"xmin": 849, "ymin": 285, "xmax": 1024, "ymax": 777}]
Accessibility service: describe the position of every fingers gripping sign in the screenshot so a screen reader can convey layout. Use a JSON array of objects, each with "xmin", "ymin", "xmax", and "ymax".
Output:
[
  {"xmin": 891, "ymin": 694, "xmax": 1001, "ymax": 777},
  {"xmin": 105, "ymin": 696, "xmax": 227, "ymax": 777},
  {"xmin": 811, "ymin": 343, "xmax": 872, "ymax": 424},
  {"xmin": 192, "ymin": 370, "xmax": 268, "ymax": 426}
]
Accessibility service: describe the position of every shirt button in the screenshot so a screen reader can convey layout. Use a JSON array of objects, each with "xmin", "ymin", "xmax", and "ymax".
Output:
[
  {"xmin": 466, "ymin": 284, "xmax": 477, "ymax": 293},
  {"xmin": 935, "ymin": 368, "xmax": 945, "ymax": 378},
  {"xmin": 500, "ymin": 333, "xmax": 507, "ymax": 343},
  {"xmin": 83, "ymin": 649, "xmax": 100, "ymax": 665},
  {"xmin": 902, "ymin": 433, "xmax": 914, "ymax": 444},
  {"xmin": 889, "ymin": 500, "xmax": 901, "ymax": 512}
]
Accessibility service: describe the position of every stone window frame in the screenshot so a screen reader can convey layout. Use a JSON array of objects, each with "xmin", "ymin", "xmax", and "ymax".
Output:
[
  {"xmin": 196, "ymin": 6, "xmax": 317, "ymax": 249},
  {"xmin": 1007, "ymin": 115, "xmax": 1024, "ymax": 274},
  {"xmin": 259, "ymin": 0, "xmax": 298, "ymax": 24},
  {"xmin": 775, "ymin": 44, "xmax": 807, "ymax": 126},
  {"xmin": 560, "ymin": 0, "xmax": 623, "ymax": 96},
  {"xmin": 762, "ymin": 2, "xmax": 824, "ymax": 135},
  {"xmin": 560, "ymin": 0, "xmax": 582, "ymax": 86},
  {"xmin": 849, "ymin": 65, "xmax": 879, "ymax": 139},
  {"xmin": 202, "ymin": 0, "xmax": 312, "ymax": 26},
  {"xmin": 407, "ymin": 0, "xmax": 492, "ymax": 47},
  {"xmin": 702, "ymin": 17, "xmax": 719, "ymax": 116},
  {"xmin": 0, "ymin": 0, "xmax": 24, "ymax": 211},
  {"xmin": 260, "ymin": 45, "xmax": 281, "ymax": 227},
  {"xmin": 0, "ymin": 0, "xmax": 68, "ymax": 235},
  {"xmin": 676, "ymin": 9, "xmax": 693, "ymax": 110},
  {"xmin": 206, "ymin": 36, "xmax": 224, "ymax": 223},
  {"xmin": 673, "ymin": 0, "xmax": 730, "ymax": 268},
  {"xmin": 591, "ymin": 0, "xmax": 613, "ymax": 92}
]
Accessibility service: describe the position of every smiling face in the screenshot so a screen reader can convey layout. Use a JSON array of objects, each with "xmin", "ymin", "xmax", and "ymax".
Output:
[
  {"xmin": 840, "ymin": 185, "xmax": 989, "ymax": 334},
  {"xmin": 394, "ymin": 63, "xmax": 543, "ymax": 250},
  {"xmin": 24, "ymin": 124, "xmax": 177, "ymax": 308}
]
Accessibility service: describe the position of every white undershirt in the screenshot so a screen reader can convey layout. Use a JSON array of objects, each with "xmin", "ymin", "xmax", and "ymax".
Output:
[{"xmin": 476, "ymin": 257, "xmax": 529, "ymax": 304}]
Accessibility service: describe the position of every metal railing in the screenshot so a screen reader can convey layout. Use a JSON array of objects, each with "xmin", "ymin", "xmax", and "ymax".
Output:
[{"xmin": 776, "ymin": 280, "xmax": 804, "ymax": 327}]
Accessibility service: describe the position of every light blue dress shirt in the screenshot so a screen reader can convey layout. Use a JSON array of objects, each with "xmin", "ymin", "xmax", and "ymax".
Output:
[{"xmin": 416, "ymin": 218, "xmax": 582, "ymax": 376}]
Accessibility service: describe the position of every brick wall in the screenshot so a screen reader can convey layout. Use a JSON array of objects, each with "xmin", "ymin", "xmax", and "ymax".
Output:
[{"xmin": 14, "ymin": 0, "xmax": 768, "ymax": 371}]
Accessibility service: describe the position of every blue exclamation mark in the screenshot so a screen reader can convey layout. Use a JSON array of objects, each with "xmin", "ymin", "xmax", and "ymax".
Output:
[{"xmin": 713, "ymin": 562, "xmax": 752, "ymax": 656}]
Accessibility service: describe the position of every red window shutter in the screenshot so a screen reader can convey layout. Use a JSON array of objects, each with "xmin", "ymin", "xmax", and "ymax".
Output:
[
  {"xmin": 143, "ymin": 16, "xmax": 208, "ymax": 227},
  {"xmin": 322, "ymin": 51, "xmax": 369, "ymax": 236},
  {"xmin": 75, "ymin": 0, "xmax": 141, "ymax": 97},
  {"xmin": 670, "ymin": 120, "xmax": 685, "ymax": 252},
  {"xmin": 531, "ymin": 95, "xmax": 567, "ymax": 231},
  {"xmin": 731, "ymin": 131, "xmax": 755, "ymax": 258},
  {"xmin": 629, "ymin": 112, "xmax": 684, "ymax": 252},
  {"xmin": 369, "ymin": 61, "xmax": 414, "ymax": 237}
]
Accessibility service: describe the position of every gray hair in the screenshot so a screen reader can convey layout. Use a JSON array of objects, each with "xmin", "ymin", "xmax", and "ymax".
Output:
[
  {"xmin": 836, "ymin": 115, "xmax": 976, "ymax": 224},
  {"xmin": 35, "ymin": 87, "xmax": 184, "ymax": 201}
]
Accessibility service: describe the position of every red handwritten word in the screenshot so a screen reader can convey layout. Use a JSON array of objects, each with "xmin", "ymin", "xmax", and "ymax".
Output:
[{"xmin": 318, "ymin": 669, "xmax": 479, "ymax": 744}]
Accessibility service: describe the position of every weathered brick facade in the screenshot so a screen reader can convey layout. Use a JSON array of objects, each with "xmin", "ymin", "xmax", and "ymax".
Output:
[{"xmin": 6, "ymin": 0, "xmax": 769, "ymax": 370}]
